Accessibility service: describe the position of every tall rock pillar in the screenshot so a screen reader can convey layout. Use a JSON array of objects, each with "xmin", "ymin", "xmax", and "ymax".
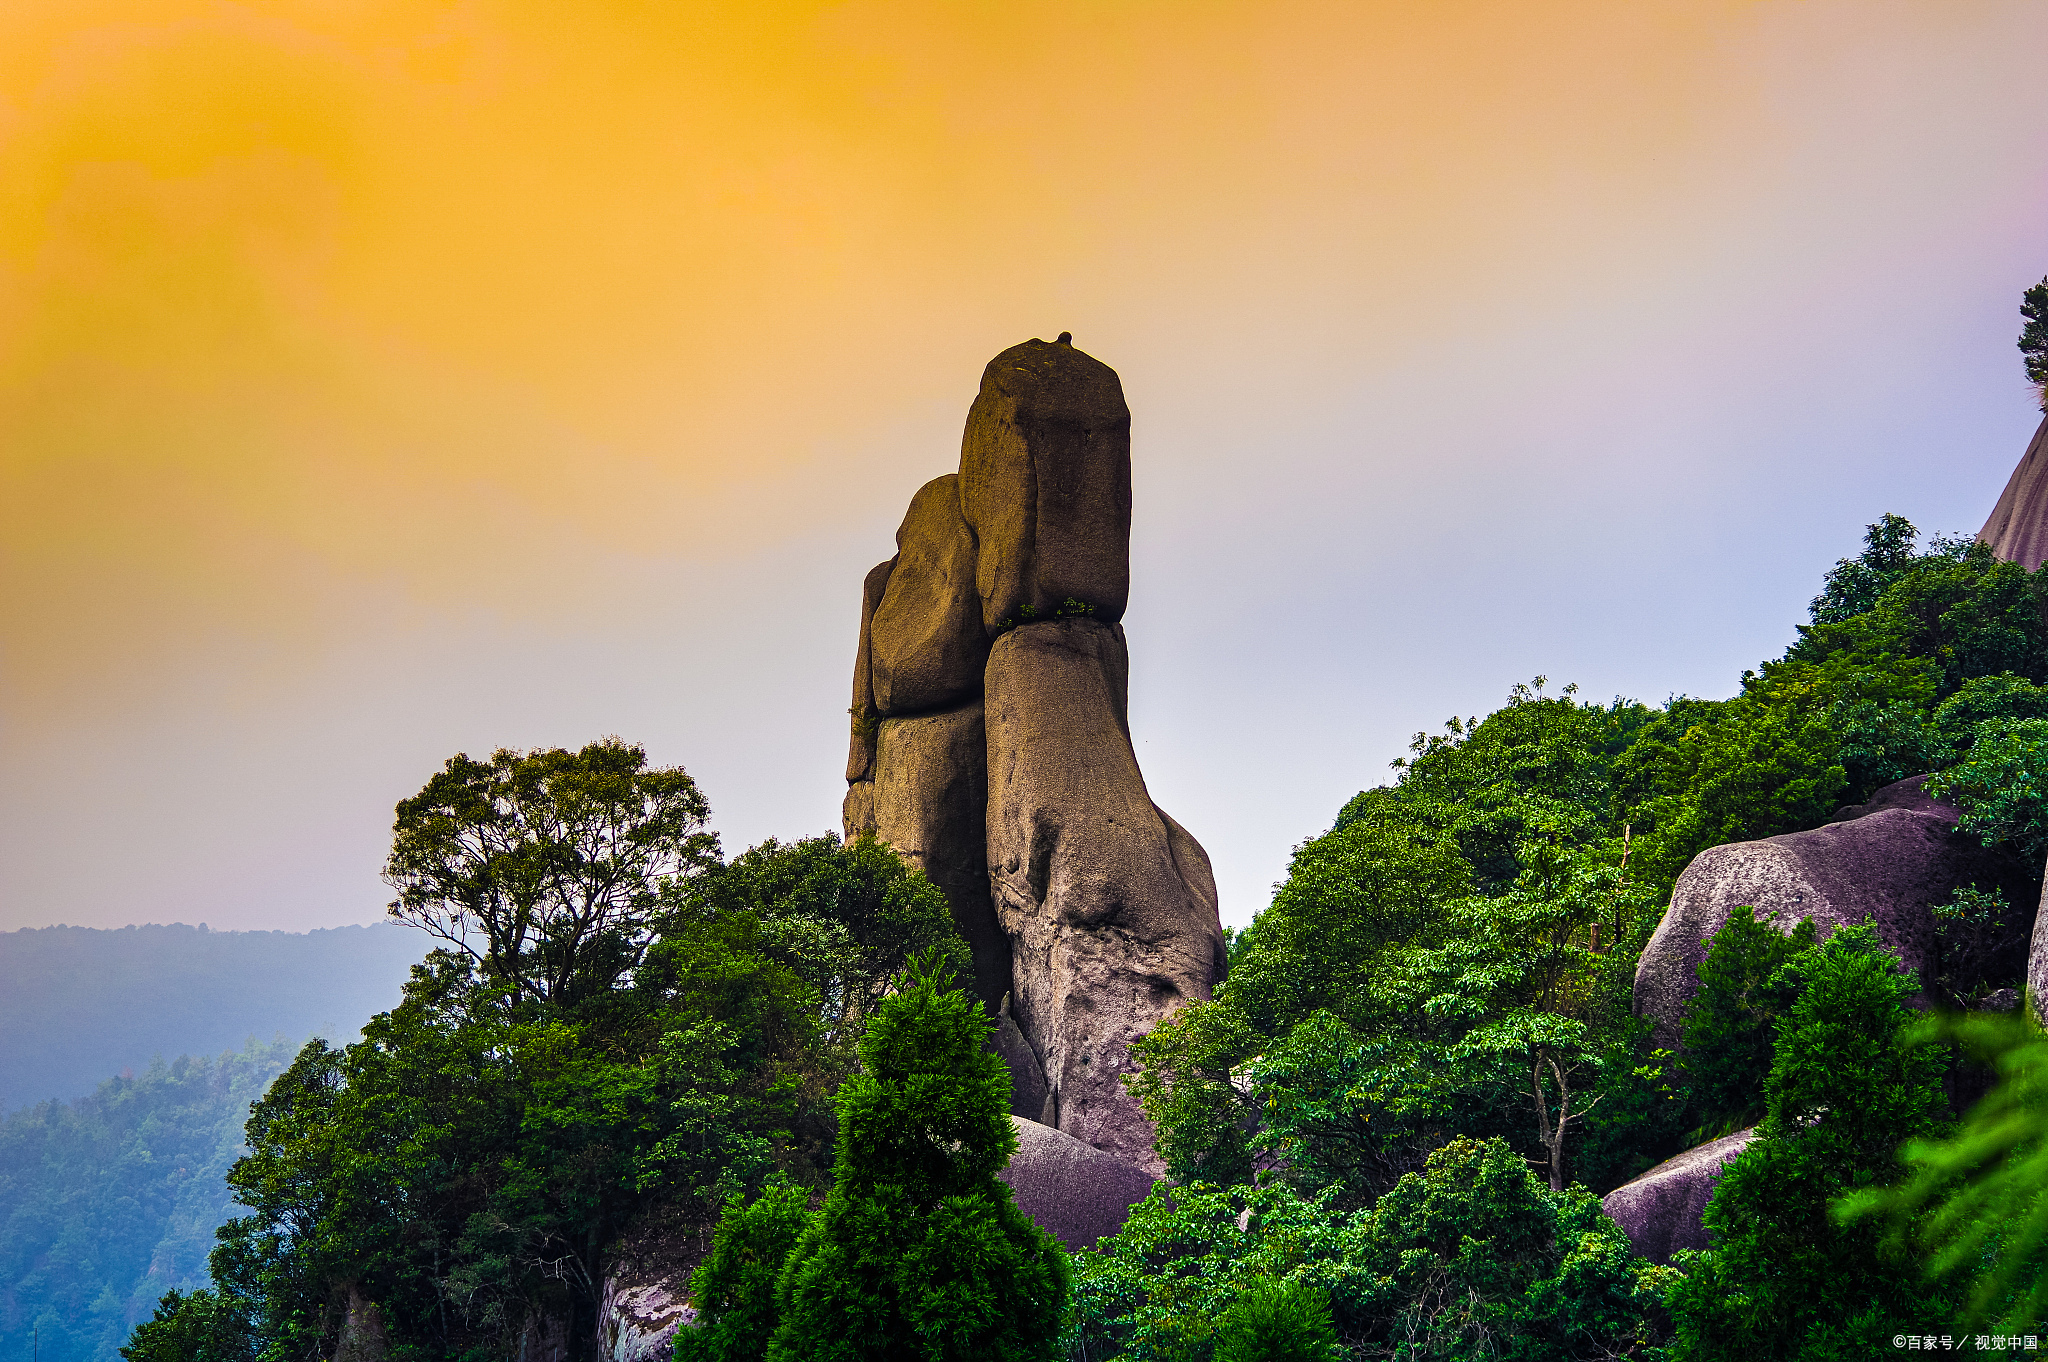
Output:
[{"xmin": 840, "ymin": 334, "xmax": 1226, "ymax": 1172}]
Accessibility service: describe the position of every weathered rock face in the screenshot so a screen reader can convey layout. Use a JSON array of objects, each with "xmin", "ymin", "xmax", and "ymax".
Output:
[
  {"xmin": 871, "ymin": 701, "xmax": 1010, "ymax": 1013},
  {"xmin": 960, "ymin": 338, "xmax": 1132, "ymax": 632},
  {"xmin": 993, "ymin": 1000, "xmax": 1053, "ymax": 1123},
  {"xmin": 985, "ymin": 618, "xmax": 1227, "ymax": 1171},
  {"xmin": 998, "ymin": 1115, "xmax": 1156, "ymax": 1251},
  {"xmin": 1978, "ymin": 413, "xmax": 2048, "ymax": 571},
  {"xmin": 2028, "ymin": 867, "xmax": 2048, "ymax": 1027},
  {"xmin": 846, "ymin": 558, "xmax": 896, "ymax": 782},
  {"xmin": 1635, "ymin": 776, "xmax": 2032, "ymax": 1048},
  {"xmin": 597, "ymin": 1259, "xmax": 696, "ymax": 1362},
  {"xmin": 870, "ymin": 475, "xmax": 991, "ymax": 715},
  {"xmin": 838, "ymin": 337, "xmax": 1222, "ymax": 1166},
  {"xmin": 1601, "ymin": 1128, "xmax": 1758, "ymax": 1265}
]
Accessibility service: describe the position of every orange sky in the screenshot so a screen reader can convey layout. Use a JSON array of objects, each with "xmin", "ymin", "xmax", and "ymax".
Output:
[{"xmin": 4, "ymin": 1, "xmax": 2045, "ymax": 931}]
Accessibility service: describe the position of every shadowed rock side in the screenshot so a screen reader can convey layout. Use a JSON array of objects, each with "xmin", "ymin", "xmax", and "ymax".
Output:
[
  {"xmin": 994, "ymin": 998, "xmax": 1052, "ymax": 1122},
  {"xmin": 997, "ymin": 1115, "xmax": 1157, "ymax": 1252},
  {"xmin": 1635, "ymin": 776, "xmax": 2032, "ymax": 1048},
  {"xmin": 1601, "ymin": 1128, "xmax": 1758, "ymax": 1265},
  {"xmin": 1978, "ymin": 413, "xmax": 2048, "ymax": 570},
  {"xmin": 985, "ymin": 618, "xmax": 1227, "ymax": 1172},
  {"xmin": 960, "ymin": 338, "xmax": 1133, "ymax": 632},
  {"xmin": 870, "ymin": 475, "xmax": 990, "ymax": 715},
  {"xmin": 2029, "ymin": 868, "xmax": 2048, "ymax": 1027},
  {"xmin": 868, "ymin": 701, "xmax": 1010, "ymax": 1014},
  {"xmin": 845, "ymin": 558, "xmax": 896, "ymax": 782}
]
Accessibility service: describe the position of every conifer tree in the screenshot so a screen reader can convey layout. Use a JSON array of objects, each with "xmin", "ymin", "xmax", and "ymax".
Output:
[{"xmin": 767, "ymin": 949, "xmax": 1069, "ymax": 1361}]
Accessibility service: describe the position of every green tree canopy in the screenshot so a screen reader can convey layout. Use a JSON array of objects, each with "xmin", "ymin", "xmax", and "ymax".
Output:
[{"xmin": 383, "ymin": 737, "xmax": 719, "ymax": 1007}]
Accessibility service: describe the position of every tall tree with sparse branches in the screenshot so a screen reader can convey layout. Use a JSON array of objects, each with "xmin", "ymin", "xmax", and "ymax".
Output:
[
  {"xmin": 2024, "ymin": 275, "xmax": 2048, "ymax": 409},
  {"xmin": 382, "ymin": 737, "xmax": 719, "ymax": 1007}
]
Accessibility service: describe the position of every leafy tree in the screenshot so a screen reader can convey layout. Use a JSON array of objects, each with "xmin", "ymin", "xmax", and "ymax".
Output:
[
  {"xmin": 1679, "ymin": 906, "xmax": 1817, "ymax": 1137},
  {"xmin": 1136, "ymin": 684, "xmax": 1669, "ymax": 1203},
  {"xmin": 1067, "ymin": 1137, "xmax": 1673, "ymax": 1362},
  {"xmin": 1665, "ymin": 924, "xmax": 1952, "ymax": 1360},
  {"xmin": 1929, "ymin": 673, "xmax": 2048, "ymax": 763},
  {"xmin": 1809, "ymin": 513, "xmax": 1921, "ymax": 626},
  {"xmin": 121, "ymin": 1288, "xmax": 254, "ymax": 1362},
  {"xmin": 2023, "ymin": 276, "xmax": 2048, "ymax": 405},
  {"xmin": 668, "ymin": 833, "xmax": 973, "ymax": 1044},
  {"xmin": 1928, "ymin": 717, "xmax": 2048, "ymax": 869},
  {"xmin": 1788, "ymin": 533, "xmax": 2047, "ymax": 699},
  {"xmin": 383, "ymin": 738, "xmax": 719, "ymax": 1007},
  {"xmin": 767, "ymin": 950, "xmax": 1069, "ymax": 1361},
  {"xmin": 1839, "ymin": 1012, "xmax": 2048, "ymax": 1329},
  {"xmin": 678, "ymin": 1178, "xmax": 816, "ymax": 1362},
  {"xmin": 1610, "ymin": 697, "xmax": 1845, "ymax": 888}
]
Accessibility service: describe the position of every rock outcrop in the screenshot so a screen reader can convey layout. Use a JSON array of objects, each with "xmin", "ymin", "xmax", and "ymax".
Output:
[
  {"xmin": 869, "ymin": 701, "xmax": 1009, "ymax": 1012},
  {"xmin": 333, "ymin": 1285, "xmax": 388, "ymax": 1362},
  {"xmin": 1601, "ymin": 1128, "xmax": 1758, "ymax": 1265},
  {"xmin": 597, "ymin": 1270, "xmax": 694, "ymax": 1362},
  {"xmin": 985, "ymin": 618, "xmax": 1224, "ymax": 1169},
  {"xmin": 1635, "ymin": 776, "xmax": 2031, "ymax": 1048},
  {"xmin": 2029, "ymin": 868, "xmax": 2048, "ymax": 1027},
  {"xmin": 845, "ymin": 558, "xmax": 896, "ymax": 783},
  {"xmin": 840, "ymin": 335, "xmax": 1224, "ymax": 1173},
  {"xmin": 869, "ymin": 476, "xmax": 988, "ymax": 715},
  {"xmin": 997, "ymin": 1115, "xmax": 1157, "ymax": 1251},
  {"xmin": 1977, "ymin": 413, "xmax": 2048, "ymax": 570}
]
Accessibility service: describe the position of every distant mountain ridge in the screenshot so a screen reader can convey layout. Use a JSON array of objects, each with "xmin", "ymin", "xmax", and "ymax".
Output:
[{"xmin": 0, "ymin": 921, "xmax": 431, "ymax": 1112}]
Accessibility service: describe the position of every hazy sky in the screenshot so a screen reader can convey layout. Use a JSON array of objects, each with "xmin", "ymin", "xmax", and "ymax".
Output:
[{"xmin": 3, "ymin": 0, "xmax": 2046, "ymax": 934}]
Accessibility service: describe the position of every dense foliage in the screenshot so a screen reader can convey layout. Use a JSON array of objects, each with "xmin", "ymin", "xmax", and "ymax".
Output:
[
  {"xmin": 1102, "ymin": 510, "xmax": 2048, "ymax": 1358},
  {"xmin": 695, "ymin": 949, "xmax": 1070, "ymax": 1361},
  {"xmin": 131, "ymin": 743, "xmax": 970, "ymax": 1362},
  {"xmin": 0, "ymin": 1042, "xmax": 293, "ymax": 1362},
  {"xmin": 117, "ymin": 498, "xmax": 2048, "ymax": 1361},
  {"xmin": 1665, "ymin": 925, "xmax": 1953, "ymax": 1359},
  {"xmin": 1068, "ymin": 1135, "xmax": 1674, "ymax": 1361}
]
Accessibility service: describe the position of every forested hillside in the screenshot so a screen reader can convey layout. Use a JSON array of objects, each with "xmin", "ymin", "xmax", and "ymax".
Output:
[
  {"xmin": 0, "ymin": 924, "xmax": 428, "ymax": 1112},
  {"xmin": 0, "ymin": 1042, "xmax": 296, "ymax": 1362}
]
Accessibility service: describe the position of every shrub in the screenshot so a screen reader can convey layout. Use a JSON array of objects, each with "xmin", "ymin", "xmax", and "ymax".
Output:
[
  {"xmin": 677, "ymin": 1178, "xmax": 815, "ymax": 1362},
  {"xmin": 1928, "ymin": 717, "xmax": 2048, "ymax": 868},
  {"xmin": 1210, "ymin": 1278, "xmax": 1337, "ymax": 1362},
  {"xmin": 1665, "ymin": 924, "xmax": 1952, "ymax": 1360},
  {"xmin": 767, "ymin": 950, "xmax": 1068, "ymax": 1361},
  {"xmin": 1680, "ymin": 907, "xmax": 1817, "ymax": 1136}
]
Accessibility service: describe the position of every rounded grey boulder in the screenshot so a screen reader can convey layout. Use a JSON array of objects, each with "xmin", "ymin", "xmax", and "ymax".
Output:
[
  {"xmin": 997, "ymin": 1115, "xmax": 1156, "ymax": 1251},
  {"xmin": 1634, "ymin": 777, "xmax": 2030, "ymax": 1048},
  {"xmin": 1600, "ymin": 1128, "xmax": 1757, "ymax": 1264}
]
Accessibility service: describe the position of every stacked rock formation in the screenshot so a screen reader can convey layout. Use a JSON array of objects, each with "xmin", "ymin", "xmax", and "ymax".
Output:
[{"xmin": 842, "ymin": 336, "xmax": 1227, "ymax": 1172}]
